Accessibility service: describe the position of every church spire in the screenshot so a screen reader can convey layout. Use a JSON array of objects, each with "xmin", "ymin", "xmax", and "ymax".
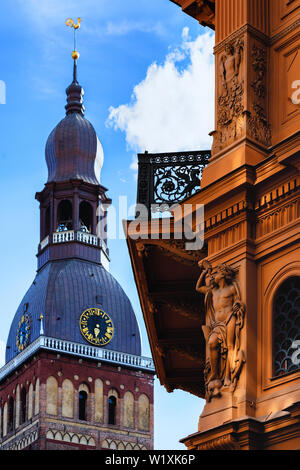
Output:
[{"xmin": 65, "ymin": 18, "xmax": 84, "ymax": 115}]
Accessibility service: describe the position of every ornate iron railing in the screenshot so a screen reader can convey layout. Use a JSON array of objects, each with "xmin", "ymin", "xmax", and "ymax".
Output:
[{"xmin": 136, "ymin": 150, "xmax": 210, "ymax": 215}]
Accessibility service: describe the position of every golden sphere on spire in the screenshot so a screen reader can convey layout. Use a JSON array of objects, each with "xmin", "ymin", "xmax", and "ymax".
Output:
[{"xmin": 72, "ymin": 50, "xmax": 80, "ymax": 60}]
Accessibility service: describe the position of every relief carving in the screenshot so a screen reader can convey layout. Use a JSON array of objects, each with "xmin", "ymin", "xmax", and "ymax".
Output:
[
  {"xmin": 196, "ymin": 261, "xmax": 246, "ymax": 401},
  {"xmin": 194, "ymin": 0, "xmax": 215, "ymax": 29},
  {"xmin": 213, "ymin": 38, "xmax": 245, "ymax": 152},
  {"xmin": 248, "ymin": 44, "xmax": 271, "ymax": 146}
]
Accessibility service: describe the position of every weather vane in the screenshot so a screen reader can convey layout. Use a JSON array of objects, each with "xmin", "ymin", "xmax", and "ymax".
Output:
[{"xmin": 65, "ymin": 17, "xmax": 81, "ymax": 61}]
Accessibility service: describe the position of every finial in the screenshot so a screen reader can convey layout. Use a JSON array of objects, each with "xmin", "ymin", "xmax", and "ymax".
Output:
[
  {"xmin": 39, "ymin": 313, "xmax": 44, "ymax": 336},
  {"xmin": 65, "ymin": 17, "xmax": 85, "ymax": 115},
  {"xmin": 66, "ymin": 17, "xmax": 81, "ymax": 61}
]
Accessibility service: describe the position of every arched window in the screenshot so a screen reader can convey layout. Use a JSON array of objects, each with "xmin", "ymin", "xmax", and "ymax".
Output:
[
  {"xmin": 46, "ymin": 376, "xmax": 58, "ymax": 416},
  {"xmin": 62, "ymin": 379, "xmax": 74, "ymax": 419},
  {"xmin": 79, "ymin": 201, "xmax": 93, "ymax": 233},
  {"xmin": 273, "ymin": 276, "xmax": 300, "ymax": 377},
  {"xmin": 56, "ymin": 200, "xmax": 73, "ymax": 232},
  {"xmin": 79, "ymin": 391, "xmax": 88, "ymax": 421},
  {"xmin": 108, "ymin": 396, "xmax": 117, "ymax": 425},
  {"xmin": 20, "ymin": 388, "xmax": 26, "ymax": 425},
  {"xmin": 8, "ymin": 397, "xmax": 14, "ymax": 433},
  {"xmin": 45, "ymin": 206, "xmax": 50, "ymax": 237},
  {"xmin": 123, "ymin": 391, "xmax": 134, "ymax": 428}
]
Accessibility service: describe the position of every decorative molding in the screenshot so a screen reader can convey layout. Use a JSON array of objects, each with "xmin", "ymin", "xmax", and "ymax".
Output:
[
  {"xmin": 196, "ymin": 434, "xmax": 240, "ymax": 450},
  {"xmin": 205, "ymin": 199, "xmax": 251, "ymax": 231},
  {"xmin": 136, "ymin": 239, "xmax": 205, "ymax": 266},
  {"xmin": 270, "ymin": 16, "xmax": 300, "ymax": 46},
  {"xmin": 46, "ymin": 429, "xmax": 95, "ymax": 447},
  {"xmin": 256, "ymin": 198, "xmax": 300, "ymax": 238},
  {"xmin": 214, "ymin": 24, "xmax": 269, "ymax": 54},
  {"xmin": 0, "ymin": 421, "xmax": 39, "ymax": 450},
  {"xmin": 172, "ymin": 0, "xmax": 215, "ymax": 30}
]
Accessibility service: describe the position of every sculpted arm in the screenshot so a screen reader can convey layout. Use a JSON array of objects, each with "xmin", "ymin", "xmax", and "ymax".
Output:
[{"xmin": 196, "ymin": 270, "xmax": 209, "ymax": 295}]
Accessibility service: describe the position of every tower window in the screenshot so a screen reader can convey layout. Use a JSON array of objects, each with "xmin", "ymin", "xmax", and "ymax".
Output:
[
  {"xmin": 57, "ymin": 200, "xmax": 73, "ymax": 232},
  {"xmin": 79, "ymin": 390, "xmax": 88, "ymax": 421},
  {"xmin": 20, "ymin": 387, "xmax": 27, "ymax": 425},
  {"xmin": 79, "ymin": 201, "xmax": 93, "ymax": 233},
  {"xmin": 45, "ymin": 206, "xmax": 50, "ymax": 237},
  {"xmin": 108, "ymin": 395, "xmax": 117, "ymax": 425},
  {"xmin": 8, "ymin": 397, "xmax": 14, "ymax": 433},
  {"xmin": 273, "ymin": 276, "xmax": 300, "ymax": 377}
]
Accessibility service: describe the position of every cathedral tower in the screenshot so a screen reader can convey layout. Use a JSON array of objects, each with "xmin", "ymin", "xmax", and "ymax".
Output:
[{"xmin": 0, "ymin": 45, "xmax": 154, "ymax": 451}]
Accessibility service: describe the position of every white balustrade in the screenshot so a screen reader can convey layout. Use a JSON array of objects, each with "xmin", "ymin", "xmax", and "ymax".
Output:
[
  {"xmin": 0, "ymin": 336, "xmax": 155, "ymax": 381},
  {"xmin": 76, "ymin": 231, "xmax": 98, "ymax": 246},
  {"xmin": 51, "ymin": 230, "xmax": 99, "ymax": 247},
  {"xmin": 53, "ymin": 230, "xmax": 75, "ymax": 243},
  {"xmin": 40, "ymin": 235, "xmax": 49, "ymax": 250}
]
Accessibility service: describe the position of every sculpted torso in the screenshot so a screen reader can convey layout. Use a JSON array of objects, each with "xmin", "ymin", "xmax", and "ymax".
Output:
[{"xmin": 211, "ymin": 283, "xmax": 236, "ymax": 323}]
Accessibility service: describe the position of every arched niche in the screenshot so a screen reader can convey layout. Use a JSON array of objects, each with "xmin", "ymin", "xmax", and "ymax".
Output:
[
  {"xmin": 28, "ymin": 383, "xmax": 33, "ymax": 420},
  {"xmin": 34, "ymin": 378, "xmax": 40, "ymax": 415},
  {"xmin": 107, "ymin": 389, "xmax": 118, "ymax": 426},
  {"xmin": 20, "ymin": 387, "xmax": 27, "ymax": 425},
  {"xmin": 79, "ymin": 383, "xmax": 89, "ymax": 421},
  {"xmin": 8, "ymin": 397, "xmax": 14, "ymax": 433},
  {"xmin": 138, "ymin": 394, "xmax": 150, "ymax": 431},
  {"xmin": 62, "ymin": 379, "xmax": 74, "ymax": 418},
  {"xmin": 46, "ymin": 376, "xmax": 58, "ymax": 416},
  {"xmin": 123, "ymin": 391, "xmax": 135, "ymax": 428}
]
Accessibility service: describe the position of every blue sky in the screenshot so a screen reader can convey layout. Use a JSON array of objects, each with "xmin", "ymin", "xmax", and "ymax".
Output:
[{"xmin": 0, "ymin": 0, "xmax": 215, "ymax": 449}]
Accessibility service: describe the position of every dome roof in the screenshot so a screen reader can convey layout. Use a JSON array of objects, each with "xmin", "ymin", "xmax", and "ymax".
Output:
[
  {"xmin": 46, "ymin": 114, "xmax": 103, "ymax": 185},
  {"xmin": 5, "ymin": 260, "xmax": 142, "ymax": 363},
  {"xmin": 45, "ymin": 62, "xmax": 103, "ymax": 185}
]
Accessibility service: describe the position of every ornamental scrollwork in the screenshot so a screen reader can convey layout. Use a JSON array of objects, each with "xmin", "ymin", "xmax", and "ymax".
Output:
[
  {"xmin": 248, "ymin": 43, "xmax": 271, "ymax": 146},
  {"xmin": 213, "ymin": 37, "xmax": 245, "ymax": 153}
]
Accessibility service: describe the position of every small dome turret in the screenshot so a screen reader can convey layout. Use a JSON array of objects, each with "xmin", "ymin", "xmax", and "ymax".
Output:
[{"xmin": 45, "ymin": 61, "xmax": 103, "ymax": 185}]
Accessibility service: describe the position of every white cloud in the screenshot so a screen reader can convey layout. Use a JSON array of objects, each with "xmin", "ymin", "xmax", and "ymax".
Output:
[
  {"xmin": 107, "ymin": 29, "xmax": 215, "ymax": 156},
  {"xmin": 0, "ymin": 340, "xmax": 5, "ymax": 368}
]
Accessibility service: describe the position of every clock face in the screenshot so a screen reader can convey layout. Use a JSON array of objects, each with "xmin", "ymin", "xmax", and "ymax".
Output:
[
  {"xmin": 16, "ymin": 314, "xmax": 31, "ymax": 352},
  {"xmin": 79, "ymin": 308, "xmax": 114, "ymax": 347}
]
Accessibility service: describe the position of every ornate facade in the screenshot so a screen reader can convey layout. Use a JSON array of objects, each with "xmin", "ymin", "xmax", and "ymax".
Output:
[{"xmin": 126, "ymin": 0, "xmax": 300, "ymax": 450}]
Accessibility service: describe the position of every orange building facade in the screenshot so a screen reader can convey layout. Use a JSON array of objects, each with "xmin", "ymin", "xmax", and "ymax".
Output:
[{"xmin": 125, "ymin": 0, "xmax": 300, "ymax": 450}]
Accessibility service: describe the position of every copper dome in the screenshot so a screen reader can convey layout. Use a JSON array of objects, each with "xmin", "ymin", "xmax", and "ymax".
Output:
[{"xmin": 45, "ymin": 63, "xmax": 103, "ymax": 185}]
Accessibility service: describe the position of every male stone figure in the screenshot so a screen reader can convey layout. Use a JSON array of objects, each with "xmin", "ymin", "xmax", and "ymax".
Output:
[{"xmin": 196, "ymin": 261, "xmax": 246, "ymax": 400}]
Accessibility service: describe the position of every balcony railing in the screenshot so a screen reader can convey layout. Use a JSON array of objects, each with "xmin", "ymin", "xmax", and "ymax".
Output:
[
  {"xmin": 40, "ymin": 231, "xmax": 101, "ymax": 251},
  {"xmin": 136, "ymin": 150, "xmax": 210, "ymax": 215},
  {"xmin": 0, "ymin": 336, "xmax": 155, "ymax": 382}
]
